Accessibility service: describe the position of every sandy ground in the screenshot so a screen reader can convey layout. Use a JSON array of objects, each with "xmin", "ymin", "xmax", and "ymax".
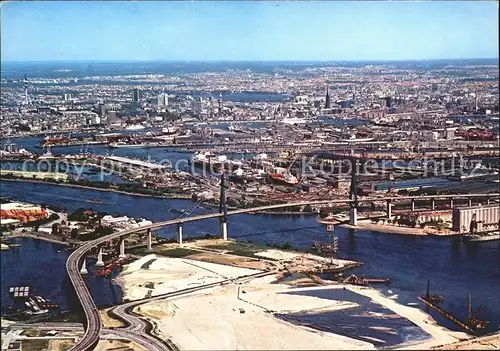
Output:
[
  {"xmin": 342, "ymin": 220, "xmax": 428, "ymax": 235},
  {"xmin": 349, "ymin": 286, "xmax": 471, "ymax": 349},
  {"xmin": 117, "ymin": 250, "xmax": 471, "ymax": 350},
  {"xmin": 433, "ymin": 334, "xmax": 500, "ymax": 350},
  {"xmin": 342, "ymin": 220, "xmax": 457, "ymax": 236},
  {"xmin": 137, "ymin": 277, "xmax": 473, "ymax": 351},
  {"xmin": 48, "ymin": 339, "xmax": 75, "ymax": 351},
  {"xmin": 100, "ymin": 308, "xmax": 126, "ymax": 328},
  {"xmin": 255, "ymin": 248, "xmax": 357, "ymax": 266},
  {"xmin": 140, "ymin": 282, "xmax": 374, "ymax": 350},
  {"xmin": 94, "ymin": 339, "xmax": 145, "ymax": 351},
  {"xmin": 116, "ymin": 254, "xmax": 261, "ymax": 300},
  {"xmin": 186, "ymin": 252, "xmax": 271, "ymax": 270}
]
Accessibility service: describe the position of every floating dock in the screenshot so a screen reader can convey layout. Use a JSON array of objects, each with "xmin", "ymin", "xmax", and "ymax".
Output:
[
  {"xmin": 418, "ymin": 295, "xmax": 478, "ymax": 336},
  {"xmin": 9, "ymin": 286, "xmax": 30, "ymax": 298}
]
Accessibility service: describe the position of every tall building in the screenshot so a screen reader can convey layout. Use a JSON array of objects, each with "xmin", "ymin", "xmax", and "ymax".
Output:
[
  {"xmin": 132, "ymin": 88, "xmax": 140, "ymax": 103},
  {"xmin": 384, "ymin": 96, "xmax": 392, "ymax": 108},
  {"xmin": 324, "ymin": 86, "xmax": 331, "ymax": 109},
  {"xmin": 99, "ymin": 104, "xmax": 107, "ymax": 117},
  {"xmin": 157, "ymin": 93, "xmax": 168, "ymax": 107},
  {"xmin": 192, "ymin": 97, "xmax": 203, "ymax": 116},
  {"xmin": 23, "ymin": 74, "xmax": 29, "ymax": 105},
  {"xmin": 218, "ymin": 93, "xmax": 223, "ymax": 116}
]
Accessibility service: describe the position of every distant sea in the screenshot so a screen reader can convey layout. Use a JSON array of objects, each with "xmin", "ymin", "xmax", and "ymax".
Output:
[{"xmin": 2, "ymin": 58, "xmax": 498, "ymax": 80}]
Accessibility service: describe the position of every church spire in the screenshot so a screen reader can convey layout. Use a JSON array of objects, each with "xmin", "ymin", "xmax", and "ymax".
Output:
[{"xmin": 324, "ymin": 85, "xmax": 331, "ymax": 109}]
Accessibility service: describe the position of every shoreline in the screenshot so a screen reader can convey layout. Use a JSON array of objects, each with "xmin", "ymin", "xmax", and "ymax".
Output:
[
  {"xmin": 1, "ymin": 177, "xmax": 325, "ymax": 217},
  {"xmin": 3, "ymin": 232, "xmax": 71, "ymax": 246},
  {"xmin": 340, "ymin": 220, "xmax": 429, "ymax": 236},
  {"xmin": 0, "ymin": 177, "xmax": 192, "ymax": 200},
  {"xmin": 121, "ymin": 253, "xmax": 469, "ymax": 350}
]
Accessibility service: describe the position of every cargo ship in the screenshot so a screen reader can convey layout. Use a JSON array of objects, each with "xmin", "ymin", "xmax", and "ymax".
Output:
[
  {"xmin": 463, "ymin": 232, "xmax": 500, "ymax": 242},
  {"xmin": 41, "ymin": 134, "xmax": 72, "ymax": 147},
  {"xmin": 109, "ymin": 141, "xmax": 147, "ymax": 148},
  {"xmin": 191, "ymin": 152, "xmax": 226, "ymax": 173}
]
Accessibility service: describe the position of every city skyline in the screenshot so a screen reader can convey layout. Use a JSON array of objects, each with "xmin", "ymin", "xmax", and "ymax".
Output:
[{"xmin": 1, "ymin": 1, "xmax": 499, "ymax": 62}]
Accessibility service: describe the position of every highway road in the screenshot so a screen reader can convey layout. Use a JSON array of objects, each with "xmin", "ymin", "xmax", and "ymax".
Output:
[
  {"xmin": 67, "ymin": 192, "xmax": 498, "ymax": 350},
  {"xmin": 8, "ymin": 323, "xmax": 169, "ymax": 350}
]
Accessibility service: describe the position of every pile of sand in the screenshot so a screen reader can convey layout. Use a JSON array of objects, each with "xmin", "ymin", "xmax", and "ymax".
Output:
[
  {"xmin": 142, "ymin": 284, "xmax": 374, "ymax": 350},
  {"xmin": 116, "ymin": 254, "xmax": 260, "ymax": 300}
]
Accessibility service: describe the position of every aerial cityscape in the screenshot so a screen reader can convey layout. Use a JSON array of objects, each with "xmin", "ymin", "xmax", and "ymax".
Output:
[{"xmin": 0, "ymin": 1, "xmax": 499, "ymax": 351}]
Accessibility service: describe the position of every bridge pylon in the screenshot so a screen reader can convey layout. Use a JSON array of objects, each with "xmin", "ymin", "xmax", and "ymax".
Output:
[
  {"xmin": 219, "ymin": 173, "xmax": 228, "ymax": 240},
  {"xmin": 119, "ymin": 240, "xmax": 126, "ymax": 259},
  {"xmin": 80, "ymin": 258, "xmax": 88, "ymax": 275},
  {"xmin": 96, "ymin": 248, "xmax": 104, "ymax": 267},
  {"xmin": 147, "ymin": 228, "xmax": 152, "ymax": 250},
  {"xmin": 177, "ymin": 222, "xmax": 183, "ymax": 244}
]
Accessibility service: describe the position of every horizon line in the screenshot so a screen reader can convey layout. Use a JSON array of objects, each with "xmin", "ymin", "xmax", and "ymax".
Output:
[{"xmin": 2, "ymin": 57, "xmax": 499, "ymax": 64}]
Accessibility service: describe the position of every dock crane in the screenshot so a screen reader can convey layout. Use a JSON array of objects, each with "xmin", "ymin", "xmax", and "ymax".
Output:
[{"xmin": 468, "ymin": 293, "xmax": 489, "ymax": 330}]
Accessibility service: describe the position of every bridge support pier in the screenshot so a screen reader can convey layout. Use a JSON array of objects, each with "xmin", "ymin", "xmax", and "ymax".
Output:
[
  {"xmin": 386, "ymin": 200, "xmax": 392, "ymax": 219},
  {"xmin": 119, "ymin": 240, "xmax": 126, "ymax": 259},
  {"xmin": 349, "ymin": 208, "xmax": 358, "ymax": 226},
  {"xmin": 486, "ymin": 198, "xmax": 490, "ymax": 205},
  {"xmin": 80, "ymin": 258, "xmax": 88, "ymax": 275},
  {"xmin": 450, "ymin": 198, "xmax": 454, "ymax": 208},
  {"xmin": 411, "ymin": 199, "xmax": 415, "ymax": 212},
  {"xmin": 468, "ymin": 198, "xmax": 472, "ymax": 207},
  {"xmin": 431, "ymin": 198, "xmax": 436, "ymax": 211},
  {"xmin": 221, "ymin": 220, "xmax": 228, "ymax": 240},
  {"xmin": 177, "ymin": 223, "xmax": 183, "ymax": 244},
  {"xmin": 147, "ymin": 229, "xmax": 152, "ymax": 251},
  {"xmin": 96, "ymin": 248, "xmax": 104, "ymax": 267}
]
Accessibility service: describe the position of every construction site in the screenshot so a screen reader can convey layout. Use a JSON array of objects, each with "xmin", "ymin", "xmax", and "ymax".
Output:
[{"xmin": 102, "ymin": 239, "xmax": 488, "ymax": 350}]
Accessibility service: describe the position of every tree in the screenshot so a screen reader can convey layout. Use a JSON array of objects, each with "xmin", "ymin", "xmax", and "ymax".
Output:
[
  {"xmin": 68, "ymin": 209, "xmax": 89, "ymax": 222},
  {"xmin": 303, "ymin": 204, "xmax": 313, "ymax": 213},
  {"xmin": 51, "ymin": 223, "xmax": 60, "ymax": 235},
  {"xmin": 70, "ymin": 228, "xmax": 79, "ymax": 239}
]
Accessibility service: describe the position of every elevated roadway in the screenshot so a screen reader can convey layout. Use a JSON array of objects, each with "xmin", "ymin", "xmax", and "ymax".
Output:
[{"xmin": 67, "ymin": 192, "xmax": 498, "ymax": 350}]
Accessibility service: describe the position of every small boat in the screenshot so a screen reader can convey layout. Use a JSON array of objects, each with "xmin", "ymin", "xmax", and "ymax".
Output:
[
  {"xmin": 465, "ymin": 233, "xmax": 500, "ymax": 242},
  {"xmin": 170, "ymin": 208, "xmax": 187, "ymax": 214},
  {"xmin": 86, "ymin": 199, "xmax": 104, "ymax": 204},
  {"xmin": 109, "ymin": 142, "xmax": 147, "ymax": 149}
]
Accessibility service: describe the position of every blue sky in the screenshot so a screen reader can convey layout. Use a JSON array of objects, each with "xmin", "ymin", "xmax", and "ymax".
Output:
[{"xmin": 1, "ymin": 1, "xmax": 498, "ymax": 62}]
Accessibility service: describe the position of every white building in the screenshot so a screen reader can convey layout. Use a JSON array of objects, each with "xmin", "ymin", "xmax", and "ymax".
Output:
[
  {"xmin": 157, "ymin": 93, "xmax": 169, "ymax": 107},
  {"xmin": 452, "ymin": 205, "xmax": 500, "ymax": 233}
]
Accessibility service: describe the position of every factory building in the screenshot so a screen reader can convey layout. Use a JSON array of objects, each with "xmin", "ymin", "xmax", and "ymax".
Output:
[
  {"xmin": 452, "ymin": 204, "xmax": 500, "ymax": 233},
  {"xmin": 1, "ymin": 202, "xmax": 48, "ymax": 223}
]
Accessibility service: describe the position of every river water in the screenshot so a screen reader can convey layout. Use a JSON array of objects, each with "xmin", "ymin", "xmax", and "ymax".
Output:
[
  {"xmin": 1, "ymin": 134, "xmax": 499, "ymax": 334},
  {"xmin": 1, "ymin": 180, "xmax": 499, "ymax": 334}
]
